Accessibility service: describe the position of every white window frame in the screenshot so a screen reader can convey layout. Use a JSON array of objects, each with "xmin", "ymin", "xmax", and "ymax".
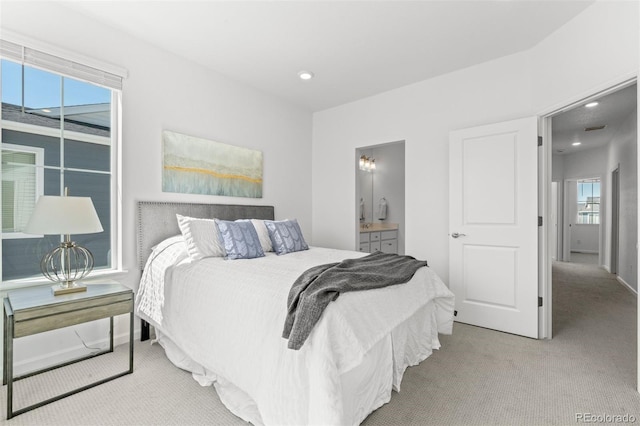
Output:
[
  {"xmin": 1, "ymin": 33, "xmax": 125, "ymax": 288},
  {"xmin": 576, "ymin": 178, "xmax": 600, "ymax": 225},
  {"xmin": 1, "ymin": 143, "xmax": 44, "ymax": 239}
]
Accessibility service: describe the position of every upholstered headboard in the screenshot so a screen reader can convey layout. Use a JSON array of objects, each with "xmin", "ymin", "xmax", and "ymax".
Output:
[{"xmin": 137, "ymin": 201, "xmax": 275, "ymax": 270}]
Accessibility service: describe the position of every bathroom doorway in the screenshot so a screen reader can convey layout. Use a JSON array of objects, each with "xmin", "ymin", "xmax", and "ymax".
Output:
[{"xmin": 355, "ymin": 141, "xmax": 405, "ymax": 255}]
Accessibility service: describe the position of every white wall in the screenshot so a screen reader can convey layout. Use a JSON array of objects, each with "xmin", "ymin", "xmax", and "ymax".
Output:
[
  {"xmin": 1, "ymin": 1, "xmax": 312, "ymax": 287},
  {"xmin": 1, "ymin": 2, "xmax": 312, "ymax": 372},
  {"xmin": 313, "ymin": 52, "xmax": 534, "ymax": 280},
  {"xmin": 529, "ymin": 1, "xmax": 639, "ymax": 113},
  {"xmin": 571, "ymin": 225, "xmax": 599, "ymax": 253},
  {"xmin": 605, "ymin": 107, "xmax": 638, "ymax": 290},
  {"xmin": 312, "ymin": 0, "xmax": 638, "ymax": 284},
  {"xmin": 552, "ymin": 154, "xmax": 565, "ymax": 182},
  {"xmin": 560, "ymin": 147, "xmax": 607, "ymax": 181}
]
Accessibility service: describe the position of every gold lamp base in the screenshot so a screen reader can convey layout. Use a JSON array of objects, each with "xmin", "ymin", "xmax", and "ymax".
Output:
[{"xmin": 52, "ymin": 282, "xmax": 87, "ymax": 296}]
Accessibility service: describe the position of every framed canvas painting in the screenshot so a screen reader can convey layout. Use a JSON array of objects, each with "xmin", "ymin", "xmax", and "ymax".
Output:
[{"xmin": 162, "ymin": 130, "xmax": 263, "ymax": 198}]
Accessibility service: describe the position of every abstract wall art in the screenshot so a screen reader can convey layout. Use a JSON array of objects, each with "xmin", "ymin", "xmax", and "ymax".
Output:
[{"xmin": 162, "ymin": 130, "xmax": 263, "ymax": 198}]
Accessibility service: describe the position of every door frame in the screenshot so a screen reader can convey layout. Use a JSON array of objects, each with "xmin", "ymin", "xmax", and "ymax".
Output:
[
  {"xmin": 551, "ymin": 181, "xmax": 559, "ymax": 261},
  {"xmin": 538, "ymin": 73, "xmax": 637, "ymax": 390},
  {"xmin": 611, "ymin": 167, "xmax": 620, "ymax": 275},
  {"xmin": 553, "ymin": 180, "xmax": 564, "ymax": 261},
  {"xmin": 562, "ymin": 178, "xmax": 574, "ymax": 263}
]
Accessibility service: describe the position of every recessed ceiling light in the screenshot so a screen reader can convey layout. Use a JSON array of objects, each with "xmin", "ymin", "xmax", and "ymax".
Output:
[
  {"xmin": 572, "ymin": 142, "xmax": 582, "ymax": 146},
  {"xmin": 585, "ymin": 101, "xmax": 599, "ymax": 108},
  {"xmin": 298, "ymin": 71, "xmax": 314, "ymax": 81}
]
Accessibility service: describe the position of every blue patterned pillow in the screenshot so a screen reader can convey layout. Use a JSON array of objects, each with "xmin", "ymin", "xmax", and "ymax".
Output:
[
  {"xmin": 215, "ymin": 219, "xmax": 265, "ymax": 259},
  {"xmin": 264, "ymin": 219, "xmax": 309, "ymax": 255}
]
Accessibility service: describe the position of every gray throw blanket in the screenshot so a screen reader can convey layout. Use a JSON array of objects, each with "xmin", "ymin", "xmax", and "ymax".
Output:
[{"xmin": 282, "ymin": 251, "xmax": 428, "ymax": 350}]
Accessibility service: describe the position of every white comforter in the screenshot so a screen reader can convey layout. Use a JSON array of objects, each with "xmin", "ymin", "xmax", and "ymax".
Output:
[{"xmin": 136, "ymin": 241, "xmax": 454, "ymax": 425}]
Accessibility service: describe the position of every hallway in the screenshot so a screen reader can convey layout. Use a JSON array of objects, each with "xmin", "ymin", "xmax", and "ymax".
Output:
[
  {"xmin": 567, "ymin": 252, "xmax": 599, "ymax": 265},
  {"xmin": 552, "ymin": 260, "xmax": 636, "ymax": 386}
]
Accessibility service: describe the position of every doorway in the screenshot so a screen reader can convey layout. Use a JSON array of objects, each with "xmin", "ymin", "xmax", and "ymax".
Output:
[
  {"xmin": 355, "ymin": 141, "xmax": 405, "ymax": 255},
  {"xmin": 559, "ymin": 177, "xmax": 602, "ymax": 266},
  {"xmin": 543, "ymin": 81, "xmax": 637, "ymax": 337}
]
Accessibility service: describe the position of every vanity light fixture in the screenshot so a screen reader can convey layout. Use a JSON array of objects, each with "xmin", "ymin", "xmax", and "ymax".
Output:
[
  {"xmin": 298, "ymin": 70, "xmax": 314, "ymax": 81},
  {"xmin": 359, "ymin": 155, "xmax": 376, "ymax": 171},
  {"xmin": 585, "ymin": 101, "xmax": 599, "ymax": 108}
]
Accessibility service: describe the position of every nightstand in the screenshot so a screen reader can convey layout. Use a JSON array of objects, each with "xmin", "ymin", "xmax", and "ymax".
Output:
[{"xmin": 3, "ymin": 283, "xmax": 134, "ymax": 419}]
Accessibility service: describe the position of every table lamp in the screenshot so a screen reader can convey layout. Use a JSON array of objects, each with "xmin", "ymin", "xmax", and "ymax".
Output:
[{"xmin": 25, "ymin": 188, "xmax": 103, "ymax": 295}]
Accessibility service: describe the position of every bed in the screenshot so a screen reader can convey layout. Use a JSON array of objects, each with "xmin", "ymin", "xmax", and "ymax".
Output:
[{"xmin": 135, "ymin": 201, "xmax": 455, "ymax": 425}]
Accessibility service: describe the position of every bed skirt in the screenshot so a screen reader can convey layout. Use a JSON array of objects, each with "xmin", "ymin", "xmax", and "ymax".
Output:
[{"xmin": 153, "ymin": 302, "xmax": 440, "ymax": 426}]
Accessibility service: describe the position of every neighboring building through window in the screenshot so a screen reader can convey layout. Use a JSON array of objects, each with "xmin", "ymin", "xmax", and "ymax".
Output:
[
  {"xmin": 2, "ymin": 143, "xmax": 44, "ymax": 238},
  {"xmin": 577, "ymin": 178, "xmax": 600, "ymax": 225},
  {"xmin": 0, "ymin": 40, "xmax": 122, "ymax": 283}
]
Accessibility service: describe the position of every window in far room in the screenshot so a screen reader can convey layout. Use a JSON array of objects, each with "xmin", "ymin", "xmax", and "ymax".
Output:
[
  {"xmin": 576, "ymin": 178, "xmax": 600, "ymax": 225},
  {"xmin": 0, "ymin": 40, "xmax": 123, "ymax": 284}
]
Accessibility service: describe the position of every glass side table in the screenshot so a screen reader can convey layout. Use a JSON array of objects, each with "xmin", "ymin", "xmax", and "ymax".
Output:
[{"xmin": 3, "ymin": 283, "xmax": 134, "ymax": 419}]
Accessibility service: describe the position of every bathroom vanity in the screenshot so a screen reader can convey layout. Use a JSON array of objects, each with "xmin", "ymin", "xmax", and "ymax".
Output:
[{"xmin": 359, "ymin": 223, "xmax": 398, "ymax": 254}]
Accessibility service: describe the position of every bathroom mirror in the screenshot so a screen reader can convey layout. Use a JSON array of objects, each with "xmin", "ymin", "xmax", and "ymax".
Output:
[{"xmin": 355, "ymin": 141, "xmax": 405, "ymax": 255}]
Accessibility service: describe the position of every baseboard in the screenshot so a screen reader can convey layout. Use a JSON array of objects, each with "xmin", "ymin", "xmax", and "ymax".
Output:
[
  {"xmin": 602, "ymin": 264, "xmax": 611, "ymax": 273},
  {"xmin": 616, "ymin": 276, "xmax": 638, "ymax": 296},
  {"xmin": 12, "ymin": 329, "xmax": 139, "ymax": 377}
]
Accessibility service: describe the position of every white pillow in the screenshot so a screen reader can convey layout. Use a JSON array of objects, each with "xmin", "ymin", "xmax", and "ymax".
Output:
[
  {"xmin": 251, "ymin": 219, "xmax": 274, "ymax": 252},
  {"xmin": 176, "ymin": 214, "xmax": 225, "ymax": 260}
]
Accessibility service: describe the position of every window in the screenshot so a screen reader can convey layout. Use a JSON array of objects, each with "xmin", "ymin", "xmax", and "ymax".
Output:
[
  {"xmin": 576, "ymin": 178, "xmax": 600, "ymax": 225},
  {"xmin": 2, "ymin": 144, "xmax": 44, "ymax": 238},
  {"xmin": 1, "ymin": 39, "xmax": 122, "ymax": 283}
]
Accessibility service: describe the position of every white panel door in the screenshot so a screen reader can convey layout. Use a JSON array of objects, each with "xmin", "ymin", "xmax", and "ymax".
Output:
[{"xmin": 449, "ymin": 117, "xmax": 538, "ymax": 338}]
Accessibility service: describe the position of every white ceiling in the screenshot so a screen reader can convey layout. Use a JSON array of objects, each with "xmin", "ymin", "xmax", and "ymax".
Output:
[
  {"xmin": 60, "ymin": 0, "xmax": 595, "ymax": 112},
  {"xmin": 552, "ymin": 84, "xmax": 637, "ymax": 155}
]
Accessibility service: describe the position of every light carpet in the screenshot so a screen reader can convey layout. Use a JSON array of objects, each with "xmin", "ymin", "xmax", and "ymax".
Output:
[{"xmin": 2, "ymin": 261, "xmax": 638, "ymax": 425}]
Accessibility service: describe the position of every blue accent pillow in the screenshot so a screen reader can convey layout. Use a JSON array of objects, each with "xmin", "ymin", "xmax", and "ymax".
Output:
[
  {"xmin": 264, "ymin": 219, "xmax": 309, "ymax": 255},
  {"xmin": 215, "ymin": 219, "xmax": 265, "ymax": 259}
]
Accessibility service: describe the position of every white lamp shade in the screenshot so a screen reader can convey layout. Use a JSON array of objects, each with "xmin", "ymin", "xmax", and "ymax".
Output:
[{"xmin": 25, "ymin": 195, "xmax": 104, "ymax": 235}]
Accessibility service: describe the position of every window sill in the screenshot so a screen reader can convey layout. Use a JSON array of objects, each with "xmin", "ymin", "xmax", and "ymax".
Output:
[{"xmin": 1, "ymin": 269, "xmax": 129, "ymax": 293}]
